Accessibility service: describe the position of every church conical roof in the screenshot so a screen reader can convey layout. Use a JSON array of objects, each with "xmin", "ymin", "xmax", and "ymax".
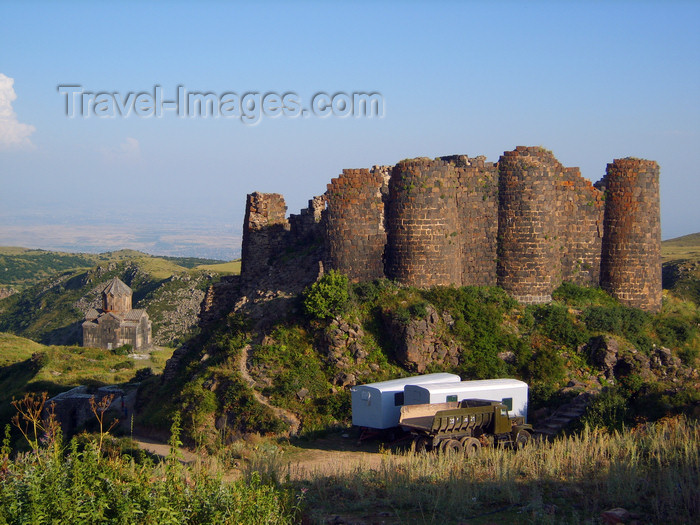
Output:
[{"xmin": 102, "ymin": 277, "xmax": 132, "ymax": 296}]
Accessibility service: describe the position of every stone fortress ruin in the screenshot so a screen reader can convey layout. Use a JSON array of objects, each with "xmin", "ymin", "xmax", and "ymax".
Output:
[{"xmin": 240, "ymin": 146, "xmax": 661, "ymax": 312}]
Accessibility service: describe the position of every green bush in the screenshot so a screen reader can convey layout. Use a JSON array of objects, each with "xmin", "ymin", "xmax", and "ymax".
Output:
[
  {"xmin": 654, "ymin": 316, "xmax": 696, "ymax": 348},
  {"xmin": 517, "ymin": 340, "xmax": 566, "ymax": 385},
  {"xmin": 582, "ymin": 305, "xmax": 653, "ymax": 353},
  {"xmin": 531, "ymin": 304, "xmax": 588, "ymax": 349},
  {"xmin": 408, "ymin": 301, "xmax": 429, "ymax": 319},
  {"xmin": 220, "ymin": 378, "xmax": 288, "ymax": 435},
  {"xmin": 351, "ymin": 279, "xmax": 395, "ymax": 304},
  {"xmin": 302, "ymin": 270, "xmax": 349, "ymax": 320},
  {"xmin": 580, "ymin": 387, "xmax": 630, "ymax": 431},
  {"xmin": 552, "ymin": 282, "xmax": 616, "ymax": 307},
  {"xmin": 111, "ymin": 343, "xmax": 133, "ymax": 355},
  {"xmin": 113, "ymin": 360, "xmax": 134, "ymax": 370}
]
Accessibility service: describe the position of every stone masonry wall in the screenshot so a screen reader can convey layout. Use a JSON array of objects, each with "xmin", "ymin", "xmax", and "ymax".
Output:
[
  {"xmin": 600, "ymin": 158, "xmax": 662, "ymax": 312},
  {"xmin": 289, "ymin": 195, "xmax": 326, "ymax": 244},
  {"xmin": 556, "ymin": 167, "xmax": 605, "ymax": 286},
  {"xmin": 325, "ymin": 169, "xmax": 386, "ymax": 282},
  {"xmin": 385, "ymin": 159, "xmax": 461, "ymax": 287},
  {"xmin": 442, "ymin": 155, "xmax": 499, "ymax": 286},
  {"xmin": 497, "ymin": 147, "xmax": 560, "ymax": 303},
  {"xmin": 240, "ymin": 192, "xmax": 289, "ymax": 282}
]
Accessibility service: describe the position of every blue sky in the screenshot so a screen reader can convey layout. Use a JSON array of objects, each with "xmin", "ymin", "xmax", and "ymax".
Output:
[{"xmin": 1, "ymin": 0, "xmax": 698, "ymax": 255}]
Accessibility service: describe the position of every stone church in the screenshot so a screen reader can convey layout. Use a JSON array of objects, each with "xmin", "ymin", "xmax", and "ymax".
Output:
[{"xmin": 82, "ymin": 277, "xmax": 152, "ymax": 350}]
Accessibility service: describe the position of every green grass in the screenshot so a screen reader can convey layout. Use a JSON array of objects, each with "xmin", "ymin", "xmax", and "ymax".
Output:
[
  {"xmin": 195, "ymin": 259, "xmax": 241, "ymax": 274},
  {"xmin": 662, "ymin": 232, "xmax": 700, "ymax": 262},
  {"xmin": 0, "ymin": 332, "xmax": 174, "ymax": 426}
]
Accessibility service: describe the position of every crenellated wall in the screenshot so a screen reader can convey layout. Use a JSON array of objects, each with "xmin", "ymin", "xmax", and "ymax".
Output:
[
  {"xmin": 600, "ymin": 158, "xmax": 662, "ymax": 311},
  {"xmin": 240, "ymin": 147, "xmax": 661, "ymax": 312},
  {"xmin": 385, "ymin": 159, "xmax": 462, "ymax": 287}
]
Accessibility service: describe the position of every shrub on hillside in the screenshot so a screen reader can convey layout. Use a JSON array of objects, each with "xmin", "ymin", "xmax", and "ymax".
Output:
[
  {"xmin": 552, "ymin": 282, "xmax": 616, "ymax": 307},
  {"xmin": 302, "ymin": 271, "xmax": 349, "ymax": 321},
  {"xmin": 582, "ymin": 305, "xmax": 653, "ymax": 353},
  {"xmin": 530, "ymin": 304, "xmax": 589, "ymax": 349},
  {"xmin": 111, "ymin": 343, "xmax": 133, "ymax": 355}
]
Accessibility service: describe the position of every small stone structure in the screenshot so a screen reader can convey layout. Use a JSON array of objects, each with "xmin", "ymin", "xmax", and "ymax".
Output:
[
  {"xmin": 82, "ymin": 277, "xmax": 152, "ymax": 350},
  {"xmin": 240, "ymin": 147, "xmax": 662, "ymax": 312}
]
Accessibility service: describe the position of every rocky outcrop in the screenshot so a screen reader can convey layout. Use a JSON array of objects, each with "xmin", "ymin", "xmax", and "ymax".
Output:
[
  {"xmin": 0, "ymin": 287, "xmax": 17, "ymax": 301},
  {"xmin": 321, "ymin": 318, "xmax": 368, "ymax": 375},
  {"xmin": 382, "ymin": 305, "xmax": 460, "ymax": 372},
  {"xmin": 147, "ymin": 273, "xmax": 209, "ymax": 345},
  {"xmin": 586, "ymin": 335, "xmax": 621, "ymax": 380},
  {"xmin": 584, "ymin": 335, "xmax": 693, "ymax": 383}
]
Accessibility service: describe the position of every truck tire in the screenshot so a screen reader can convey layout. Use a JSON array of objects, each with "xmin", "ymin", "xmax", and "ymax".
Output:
[
  {"xmin": 439, "ymin": 439, "xmax": 462, "ymax": 454},
  {"xmin": 515, "ymin": 430, "xmax": 531, "ymax": 449},
  {"xmin": 414, "ymin": 437, "xmax": 430, "ymax": 454},
  {"xmin": 460, "ymin": 437, "xmax": 481, "ymax": 457}
]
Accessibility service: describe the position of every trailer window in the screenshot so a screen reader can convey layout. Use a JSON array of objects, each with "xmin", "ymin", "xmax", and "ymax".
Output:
[
  {"xmin": 446, "ymin": 395, "xmax": 458, "ymax": 402},
  {"xmin": 394, "ymin": 392, "xmax": 404, "ymax": 406},
  {"xmin": 502, "ymin": 397, "xmax": 513, "ymax": 411}
]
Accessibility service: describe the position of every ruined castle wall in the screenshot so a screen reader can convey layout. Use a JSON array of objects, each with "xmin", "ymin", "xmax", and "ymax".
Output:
[
  {"xmin": 442, "ymin": 155, "xmax": 499, "ymax": 286},
  {"xmin": 325, "ymin": 169, "xmax": 386, "ymax": 282},
  {"xmin": 240, "ymin": 192, "xmax": 289, "ymax": 282},
  {"xmin": 497, "ymin": 147, "xmax": 560, "ymax": 303},
  {"xmin": 385, "ymin": 159, "xmax": 461, "ymax": 287},
  {"xmin": 289, "ymin": 195, "xmax": 326, "ymax": 244},
  {"xmin": 600, "ymin": 158, "xmax": 662, "ymax": 312},
  {"xmin": 556, "ymin": 167, "xmax": 605, "ymax": 286}
]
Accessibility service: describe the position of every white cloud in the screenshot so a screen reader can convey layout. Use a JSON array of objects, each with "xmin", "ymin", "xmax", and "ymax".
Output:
[
  {"xmin": 0, "ymin": 73, "xmax": 35, "ymax": 150},
  {"xmin": 100, "ymin": 137, "xmax": 141, "ymax": 163}
]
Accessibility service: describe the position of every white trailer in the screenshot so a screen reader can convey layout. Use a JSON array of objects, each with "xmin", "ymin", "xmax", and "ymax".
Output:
[
  {"xmin": 351, "ymin": 373, "xmax": 461, "ymax": 429},
  {"xmin": 403, "ymin": 378, "xmax": 529, "ymax": 421}
]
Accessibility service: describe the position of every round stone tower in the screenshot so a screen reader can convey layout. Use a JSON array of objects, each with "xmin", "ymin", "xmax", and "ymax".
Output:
[
  {"xmin": 325, "ymin": 168, "xmax": 386, "ymax": 282},
  {"xmin": 497, "ymin": 147, "xmax": 560, "ymax": 304},
  {"xmin": 600, "ymin": 158, "xmax": 661, "ymax": 312},
  {"xmin": 385, "ymin": 158, "xmax": 461, "ymax": 287}
]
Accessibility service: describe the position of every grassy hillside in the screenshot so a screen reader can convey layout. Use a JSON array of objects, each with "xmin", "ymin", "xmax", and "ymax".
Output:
[
  {"xmin": 662, "ymin": 232, "xmax": 700, "ymax": 304},
  {"xmin": 139, "ymin": 278, "xmax": 700, "ymax": 448},
  {"xmin": 0, "ymin": 250, "xmax": 241, "ymax": 347},
  {"xmin": 195, "ymin": 260, "xmax": 242, "ymax": 274},
  {"xmin": 0, "ymin": 247, "xmax": 231, "ymax": 291},
  {"xmin": 662, "ymin": 232, "xmax": 700, "ymax": 261},
  {"xmin": 0, "ymin": 332, "xmax": 174, "ymax": 426},
  {"xmin": 0, "ymin": 248, "xmax": 96, "ymax": 290}
]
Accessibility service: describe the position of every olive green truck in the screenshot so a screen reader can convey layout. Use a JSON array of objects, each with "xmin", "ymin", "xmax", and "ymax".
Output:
[{"xmin": 398, "ymin": 398, "xmax": 533, "ymax": 455}]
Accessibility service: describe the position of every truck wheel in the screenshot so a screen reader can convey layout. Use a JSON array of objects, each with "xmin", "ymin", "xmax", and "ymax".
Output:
[
  {"xmin": 439, "ymin": 439, "xmax": 462, "ymax": 454},
  {"xmin": 515, "ymin": 430, "xmax": 531, "ymax": 449},
  {"xmin": 414, "ymin": 437, "xmax": 430, "ymax": 454},
  {"xmin": 461, "ymin": 437, "xmax": 481, "ymax": 457}
]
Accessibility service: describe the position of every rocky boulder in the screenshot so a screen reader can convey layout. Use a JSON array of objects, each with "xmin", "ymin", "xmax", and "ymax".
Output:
[
  {"xmin": 382, "ymin": 305, "xmax": 460, "ymax": 372},
  {"xmin": 586, "ymin": 335, "xmax": 619, "ymax": 379},
  {"xmin": 322, "ymin": 318, "xmax": 367, "ymax": 371}
]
